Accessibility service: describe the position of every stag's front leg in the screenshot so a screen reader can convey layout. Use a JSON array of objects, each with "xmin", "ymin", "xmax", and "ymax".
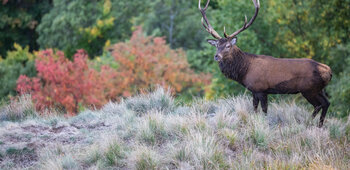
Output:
[
  {"xmin": 258, "ymin": 93, "xmax": 268, "ymax": 115},
  {"xmin": 253, "ymin": 93, "xmax": 259, "ymax": 112}
]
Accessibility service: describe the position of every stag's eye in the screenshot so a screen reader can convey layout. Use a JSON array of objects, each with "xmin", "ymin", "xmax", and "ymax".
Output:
[{"xmin": 225, "ymin": 44, "xmax": 231, "ymax": 49}]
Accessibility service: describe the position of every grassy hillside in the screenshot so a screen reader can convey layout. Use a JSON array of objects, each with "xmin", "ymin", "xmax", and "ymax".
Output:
[{"xmin": 0, "ymin": 88, "xmax": 349, "ymax": 169}]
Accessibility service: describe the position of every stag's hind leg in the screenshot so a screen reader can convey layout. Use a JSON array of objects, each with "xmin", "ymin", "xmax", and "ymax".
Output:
[
  {"xmin": 302, "ymin": 93, "xmax": 322, "ymax": 118},
  {"xmin": 316, "ymin": 92, "xmax": 330, "ymax": 127}
]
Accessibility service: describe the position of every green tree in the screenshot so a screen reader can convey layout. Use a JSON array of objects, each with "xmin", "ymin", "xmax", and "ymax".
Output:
[
  {"xmin": 108, "ymin": 0, "xmax": 148, "ymax": 41},
  {"xmin": 135, "ymin": 0, "xmax": 207, "ymax": 50},
  {"xmin": 36, "ymin": 0, "xmax": 147, "ymax": 57},
  {"xmin": 265, "ymin": 0, "xmax": 350, "ymax": 72},
  {"xmin": 0, "ymin": 0, "xmax": 52, "ymax": 57},
  {"xmin": 36, "ymin": 0, "xmax": 102, "ymax": 57}
]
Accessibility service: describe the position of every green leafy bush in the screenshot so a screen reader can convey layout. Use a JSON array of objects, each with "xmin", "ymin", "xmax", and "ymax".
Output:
[
  {"xmin": 0, "ymin": 44, "xmax": 36, "ymax": 99},
  {"xmin": 329, "ymin": 56, "xmax": 350, "ymax": 118}
]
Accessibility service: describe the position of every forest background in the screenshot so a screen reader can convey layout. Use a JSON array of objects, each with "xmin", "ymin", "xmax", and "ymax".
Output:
[{"xmin": 0, "ymin": 0, "xmax": 349, "ymax": 118}]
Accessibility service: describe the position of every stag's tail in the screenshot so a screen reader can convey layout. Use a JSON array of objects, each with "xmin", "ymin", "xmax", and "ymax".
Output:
[{"xmin": 318, "ymin": 63, "xmax": 332, "ymax": 86}]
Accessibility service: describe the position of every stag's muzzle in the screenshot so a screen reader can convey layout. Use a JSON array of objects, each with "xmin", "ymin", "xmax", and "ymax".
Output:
[{"xmin": 214, "ymin": 54, "xmax": 222, "ymax": 61}]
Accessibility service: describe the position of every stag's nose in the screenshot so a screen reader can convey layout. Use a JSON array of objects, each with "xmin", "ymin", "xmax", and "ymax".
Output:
[{"xmin": 214, "ymin": 54, "xmax": 222, "ymax": 61}]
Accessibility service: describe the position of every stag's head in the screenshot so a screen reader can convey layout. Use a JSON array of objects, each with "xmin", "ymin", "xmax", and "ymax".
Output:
[
  {"xmin": 207, "ymin": 38, "xmax": 237, "ymax": 61},
  {"xmin": 199, "ymin": 0, "xmax": 260, "ymax": 61}
]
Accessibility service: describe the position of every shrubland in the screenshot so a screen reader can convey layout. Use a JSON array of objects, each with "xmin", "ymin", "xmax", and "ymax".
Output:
[
  {"xmin": 16, "ymin": 28, "xmax": 210, "ymax": 115},
  {"xmin": 0, "ymin": 88, "xmax": 349, "ymax": 169},
  {"xmin": 1, "ymin": 3, "xmax": 348, "ymax": 169}
]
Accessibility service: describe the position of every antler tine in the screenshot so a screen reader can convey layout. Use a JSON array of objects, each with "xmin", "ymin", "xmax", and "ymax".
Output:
[
  {"xmin": 224, "ymin": 26, "xmax": 228, "ymax": 38},
  {"xmin": 228, "ymin": 0, "xmax": 260, "ymax": 38},
  {"xmin": 224, "ymin": 14, "xmax": 246, "ymax": 38},
  {"xmin": 199, "ymin": 0, "xmax": 222, "ymax": 39},
  {"xmin": 198, "ymin": 0, "xmax": 210, "ymax": 10},
  {"xmin": 228, "ymin": 15, "xmax": 248, "ymax": 38}
]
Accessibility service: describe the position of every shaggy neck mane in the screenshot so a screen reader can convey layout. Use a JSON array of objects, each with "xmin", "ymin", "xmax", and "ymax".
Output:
[{"xmin": 218, "ymin": 46, "xmax": 251, "ymax": 83}]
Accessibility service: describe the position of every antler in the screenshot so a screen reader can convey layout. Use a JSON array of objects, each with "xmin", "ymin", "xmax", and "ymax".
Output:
[
  {"xmin": 199, "ymin": 0, "xmax": 222, "ymax": 39},
  {"xmin": 226, "ymin": 0, "xmax": 260, "ymax": 38}
]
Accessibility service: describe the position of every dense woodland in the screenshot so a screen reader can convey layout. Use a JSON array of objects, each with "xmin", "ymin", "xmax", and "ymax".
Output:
[{"xmin": 0, "ymin": 0, "xmax": 349, "ymax": 117}]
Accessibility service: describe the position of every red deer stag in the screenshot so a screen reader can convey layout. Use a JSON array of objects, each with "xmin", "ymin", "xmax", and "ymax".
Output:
[{"xmin": 199, "ymin": 0, "xmax": 332, "ymax": 127}]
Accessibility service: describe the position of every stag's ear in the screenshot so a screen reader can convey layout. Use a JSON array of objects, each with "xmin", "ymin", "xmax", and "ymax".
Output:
[
  {"xmin": 207, "ymin": 39, "xmax": 218, "ymax": 47},
  {"xmin": 230, "ymin": 37, "xmax": 237, "ymax": 46}
]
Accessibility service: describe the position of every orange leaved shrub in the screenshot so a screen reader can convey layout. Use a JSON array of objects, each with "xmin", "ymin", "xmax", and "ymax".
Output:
[
  {"xmin": 16, "ymin": 27, "xmax": 211, "ymax": 115},
  {"xmin": 108, "ymin": 27, "xmax": 211, "ymax": 95}
]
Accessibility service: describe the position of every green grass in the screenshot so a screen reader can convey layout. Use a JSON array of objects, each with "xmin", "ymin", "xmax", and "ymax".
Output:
[
  {"xmin": 6, "ymin": 147, "xmax": 35, "ymax": 156},
  {"xmin": 135, "ymin": 152, "xmax": 158, "ymax": 170},
  {"xmin": 104, "ymin": 141, "xmax": 125, "ymax": 166}
]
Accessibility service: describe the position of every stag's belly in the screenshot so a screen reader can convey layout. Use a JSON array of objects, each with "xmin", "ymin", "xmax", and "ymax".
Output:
[
  {"xmin": 245, "ymin": 77, "xmax": 307, "ymax": 94},
  {"xmin": 264, "ymin": 78, "xmax": 305, "ymax": 94}
]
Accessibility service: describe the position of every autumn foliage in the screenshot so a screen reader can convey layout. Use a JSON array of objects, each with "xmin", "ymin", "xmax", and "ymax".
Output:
[
  {"xmin": 17, "ymin": 50, "xmax": 108, "ymax": 115},
  {"xmin": 108, "ymin": 27, "xmax": 211, "ymax": 95},
  {"xmin": 17, "ymin": 28, "xmax": 210, "ymax": 115}
]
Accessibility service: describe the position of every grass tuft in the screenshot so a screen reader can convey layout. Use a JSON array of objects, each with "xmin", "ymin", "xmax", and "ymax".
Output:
[
  {"xmin": 0, "ymin": 94, "xmax": 37, "ymax": 121},
  {"xmin": 125, "ymin": 87, "xmax": 174, "ymax": 116},
  {"xmin": 61, "ymin": 155, "xmax": 78, "ymax": 169},
  {"xmin": 132, "ymin": 146, "xmax": 160, "ymax": 170},
  {"xmin": 138, "ymin": 113, "xmax": 168, "ymax": 145},
  {"xmin": 104, "ymin": 141, "xmax": 125, "ymax": 166}
]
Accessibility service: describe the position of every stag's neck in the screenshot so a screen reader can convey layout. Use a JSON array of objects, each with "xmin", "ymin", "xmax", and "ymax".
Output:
[{"xmin": 218, "ymin": 46, "xmax": 251, "ymax": 83}]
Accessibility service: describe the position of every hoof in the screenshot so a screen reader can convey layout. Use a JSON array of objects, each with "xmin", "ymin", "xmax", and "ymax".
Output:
[{"xmin": 318, "ymin": 122, "xmax": 324, "ymax": 128}]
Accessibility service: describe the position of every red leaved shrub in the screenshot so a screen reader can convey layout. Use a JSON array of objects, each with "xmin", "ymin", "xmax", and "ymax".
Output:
[
  {"xmin": 17, "ymin": 27, "xmax": 211, "ymax": 115},
  {"xmin": 17, "ymin": 49, "xmax": 109, "ymax": 115}
]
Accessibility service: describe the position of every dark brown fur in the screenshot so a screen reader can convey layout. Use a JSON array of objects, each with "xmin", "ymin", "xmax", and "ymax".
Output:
[{"xmin": 218, "ymin": 46, "xmax": 250, "ymax": 82}]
